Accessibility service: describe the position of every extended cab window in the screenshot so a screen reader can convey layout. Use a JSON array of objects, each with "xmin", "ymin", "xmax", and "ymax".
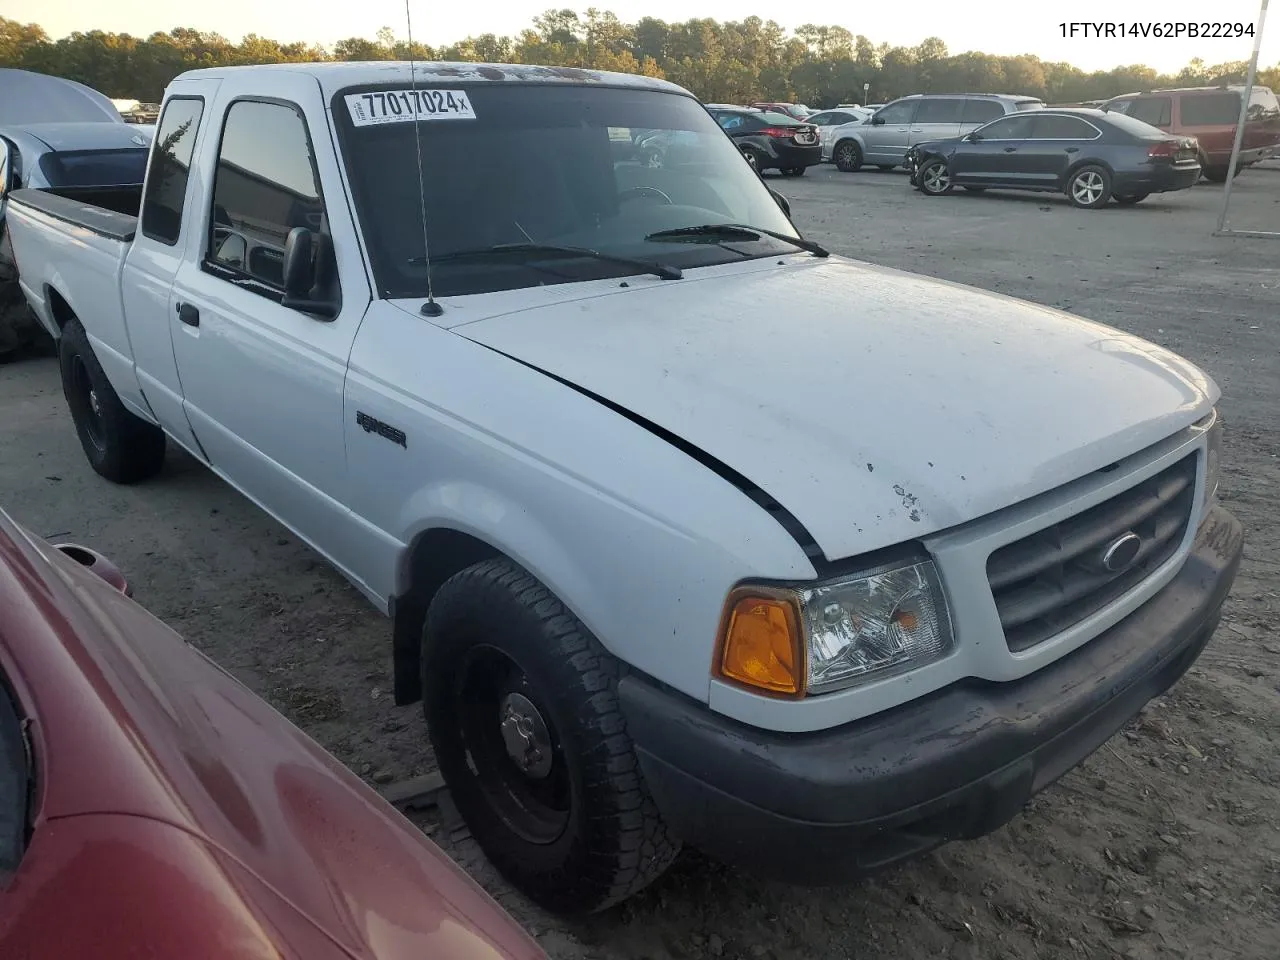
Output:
[
  {"xmin": 140, "ymin": 97, "xmax": 204, "ymax": 246},
  {"xmin": 207, "ymin": 99, "xmax": 327, "ymax": 294}
]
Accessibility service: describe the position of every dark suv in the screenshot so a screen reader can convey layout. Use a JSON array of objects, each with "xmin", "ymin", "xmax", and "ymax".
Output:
[{"xmin": 1102, "ymin": 86, "xmax": 1280, "ymax": 181}]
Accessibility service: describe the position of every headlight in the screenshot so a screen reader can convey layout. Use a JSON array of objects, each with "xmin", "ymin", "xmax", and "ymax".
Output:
[
  {"xmin": 1197, "ymin": 408, "xmax": 1222, "ymax": 507},
  {"xmin": 799, "ymin": 559, "xmax": 953, "ymax": 694},
  {"xmin": 716, "ymin": 558, "xmax": 954, "ymax": 698}
]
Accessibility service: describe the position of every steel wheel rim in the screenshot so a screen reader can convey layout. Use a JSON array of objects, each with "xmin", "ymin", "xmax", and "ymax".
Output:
[
  {"xmin": 838, "ymin": 144, "xmax": 855, "ymax": 165},
  {"xmin": 923, "ymin": 163, "xmax": 950, "ymax": 193},
  {"xmin": 71, "ymin": 357, "xmax": 106, "ymax": 452},
  {"xmin": 456, "ymin": 644, "xmax": 571, "ymax": 845},
  {"xmin": 1073, "ymin": 171, "xmax": 1103, "ymax": 204},
  {"xmin": 744, "ymin": 151, "xmax": 758, "ymax": 169}
]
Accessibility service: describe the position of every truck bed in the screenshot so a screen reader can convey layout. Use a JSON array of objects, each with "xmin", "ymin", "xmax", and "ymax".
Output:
[
  {"xmin": 7, "ymin": 188, "xmax": 139, "ymax": 241},
  {"xmin": 5, "ymin": 188, "xmax": 149, "ymax": 420}
]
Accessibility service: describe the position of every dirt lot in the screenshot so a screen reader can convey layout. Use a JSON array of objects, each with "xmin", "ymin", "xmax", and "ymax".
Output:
[{"xmin": 2, "ymin": 166, "xmax": 1278, "ymax": 960}]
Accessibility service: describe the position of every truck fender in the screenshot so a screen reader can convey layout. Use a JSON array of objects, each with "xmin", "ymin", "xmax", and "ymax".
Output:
[{"xmin": 388, "ymin": 481, "xmax": 630, "ymax": 706}]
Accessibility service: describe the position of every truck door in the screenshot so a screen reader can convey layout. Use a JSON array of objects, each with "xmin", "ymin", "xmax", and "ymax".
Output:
[
  {"xmin": 122, "ymin": 79, "xmax": 221, "ymax": 458},
  {"xmin": 166, "ymin": 71, "xmax": 374, "ymax": 575}
]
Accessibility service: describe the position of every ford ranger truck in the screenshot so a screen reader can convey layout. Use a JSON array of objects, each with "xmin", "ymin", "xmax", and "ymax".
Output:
[{"xmin": 5, "ymin": 61, "xmax": 1243, "ymax": 916}]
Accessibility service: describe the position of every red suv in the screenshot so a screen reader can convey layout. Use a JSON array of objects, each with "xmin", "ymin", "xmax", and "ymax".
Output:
[{"xmin": 1101, "ymin": 85, "xmax": 1280, "ymax": 181}]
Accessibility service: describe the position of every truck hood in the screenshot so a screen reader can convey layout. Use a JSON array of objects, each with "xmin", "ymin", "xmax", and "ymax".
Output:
[{"xmin": 450, "ymin": 256, "xmax": 1216, "ymax": 562}]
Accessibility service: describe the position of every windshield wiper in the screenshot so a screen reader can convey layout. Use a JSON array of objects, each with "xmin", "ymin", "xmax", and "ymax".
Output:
[
  {"xmin": 411, "ymin": 243, "xmax": 682, "ymax": 280},
  {"xmin": 645, "ymin": 224, "xmax": 829, "ymax": 258}
]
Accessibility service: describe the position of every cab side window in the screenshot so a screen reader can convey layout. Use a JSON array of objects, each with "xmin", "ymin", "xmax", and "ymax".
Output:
[{"xmin": 206, "ymin": 99, "xmax": 328, "ymax": 296}]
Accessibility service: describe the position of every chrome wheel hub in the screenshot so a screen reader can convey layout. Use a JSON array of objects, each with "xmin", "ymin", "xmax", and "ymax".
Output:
[
  {"xmin": 499, "ymin": 692, "xmax": 553, "ymax": 779},
  {"xmin": 89, "ymin": 389, "xmax": 101, "ymax": 418},
  {"xmin": 1073, "ymin": 172, "xmax": 1103, "ymax": 205}
]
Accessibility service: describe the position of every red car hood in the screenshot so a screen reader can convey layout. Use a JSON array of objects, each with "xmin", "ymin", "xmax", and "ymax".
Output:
[{"xmin": 0, "ymin": 514, "xmax": 542, "ymax": 959}]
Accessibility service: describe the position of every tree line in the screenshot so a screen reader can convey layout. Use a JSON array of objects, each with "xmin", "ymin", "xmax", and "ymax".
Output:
[{"xmin": 2, "ymin": 9, "xmax": 1277, "ymax": 107}]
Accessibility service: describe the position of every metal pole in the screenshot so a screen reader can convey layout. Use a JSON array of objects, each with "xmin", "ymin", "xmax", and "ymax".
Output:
[{"xmin": 1216, "ymin": 0, "xmax": 1269, "ymax": 234}]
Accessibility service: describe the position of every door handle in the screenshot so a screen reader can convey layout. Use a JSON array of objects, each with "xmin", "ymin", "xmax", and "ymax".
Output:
[
  {"xmin": 1065, "ymin": 146, "xmax": 1080, "ymax": 153},
  {"xmin": 1003, "ymin": 147, "xmax": 1018, "ymax": 152},
  {"xmin": 177, "ymin": 302, "xmax": 200, "ymax": 327}
]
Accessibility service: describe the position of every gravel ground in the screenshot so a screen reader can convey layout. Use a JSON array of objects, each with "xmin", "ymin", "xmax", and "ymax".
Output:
[{"xmin": 1, "ymin": 165, "xmax": 1277, "ymax": 960}]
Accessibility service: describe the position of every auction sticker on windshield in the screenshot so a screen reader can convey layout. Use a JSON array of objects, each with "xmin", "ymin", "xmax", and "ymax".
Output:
[{"xmin": 345, "ymin": 90, "xmax": 477, "ymax": 126}]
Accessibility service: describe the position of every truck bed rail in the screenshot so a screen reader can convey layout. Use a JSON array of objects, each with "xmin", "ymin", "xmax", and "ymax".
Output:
[{"xmin": 8, "ymin": 189, "xmax": 138, "ymax": 243}]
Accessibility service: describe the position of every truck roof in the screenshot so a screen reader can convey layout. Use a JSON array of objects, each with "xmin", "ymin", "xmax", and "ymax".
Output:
[{"xmin": 173, "ymin": 60, "xmax": 691, "ymax": 99}]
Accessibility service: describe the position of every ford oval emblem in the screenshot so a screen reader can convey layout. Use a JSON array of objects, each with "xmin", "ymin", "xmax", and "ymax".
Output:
[{"xmin": 1100, "ymin": 532, "xmax": 1142, "ymax": 573}]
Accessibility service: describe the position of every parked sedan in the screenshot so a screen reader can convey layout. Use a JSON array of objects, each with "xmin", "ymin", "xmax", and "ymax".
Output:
[
  {"xmin": 709, "ymin": 108, "xmax": 822, "ymax": 175},
  {"xmin": 906, "ymin": 108, "xmax": 1200, "ymax": 208},
  {"xmin": 0, "ymin": 507, "xmax": 545, "ymax": 959}
]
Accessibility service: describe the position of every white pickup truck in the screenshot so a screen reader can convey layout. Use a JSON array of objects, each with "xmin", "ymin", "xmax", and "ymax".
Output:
[{"xmin": 6, "ymin": 61, "xmax": 1243, "ymax": 915}]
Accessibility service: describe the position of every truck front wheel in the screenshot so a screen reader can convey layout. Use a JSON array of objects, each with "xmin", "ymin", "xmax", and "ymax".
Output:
[
  {"xmin": 59, "ymin": 318, "xmax": 166, "ymax": 483},
  {"xmin": 421, "ymin": 557, "xmax": 680, "ymax": 914}
]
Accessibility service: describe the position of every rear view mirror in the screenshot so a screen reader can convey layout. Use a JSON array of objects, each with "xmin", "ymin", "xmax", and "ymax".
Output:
[
  {"xmin": 769, "ymin": 188, "xmax": 792, "ymax": 218},
  {"xmin": 281, "ymin": 226, "xmax": 339, "ymax": 319}
]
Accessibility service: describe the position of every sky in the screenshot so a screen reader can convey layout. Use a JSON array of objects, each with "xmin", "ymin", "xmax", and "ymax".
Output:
[{"xmin": 8, "ymin": 0, "xmax": 1277, "ymax": 75}]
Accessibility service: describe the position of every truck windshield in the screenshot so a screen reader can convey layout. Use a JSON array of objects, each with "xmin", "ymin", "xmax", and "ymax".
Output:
[{"xmin": 332, "ymin": 82, "xmax": 802, "ymax": 298}]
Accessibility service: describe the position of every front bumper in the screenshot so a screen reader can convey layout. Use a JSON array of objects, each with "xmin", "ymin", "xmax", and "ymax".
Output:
[{"xmin": 620, "ymin": 505, "xmax": 1243, "ymax": 884}]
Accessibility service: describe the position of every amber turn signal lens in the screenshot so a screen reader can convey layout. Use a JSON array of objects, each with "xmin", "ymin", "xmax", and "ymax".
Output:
[{"xmin": 718, "ymin": 595, "xmax": 803, "ymax": 695}]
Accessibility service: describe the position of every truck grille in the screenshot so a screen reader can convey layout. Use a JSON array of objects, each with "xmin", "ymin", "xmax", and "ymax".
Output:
[{"xmin": 987, "ymin": 454, "xmax": 1198, "ymax": 653}]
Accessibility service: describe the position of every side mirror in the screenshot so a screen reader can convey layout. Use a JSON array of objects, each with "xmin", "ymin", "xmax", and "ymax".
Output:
[
  {"xmin": 871, "ymin": 116, "xmax": 886, "ymax": 126},
  {"xmin": 53, "ymin": 543, "xmax": 131, "ymax": 596},
  {"xmin": 769, "ymin": 188, "xmax": 791, "ymax": 219},
  {"xmin": 282, "ymin": 227, "xmax": 313, "ymax": 297},
  {"xmin": 281, "ymin": 226, "xmax": 339, "ymax": 319}
]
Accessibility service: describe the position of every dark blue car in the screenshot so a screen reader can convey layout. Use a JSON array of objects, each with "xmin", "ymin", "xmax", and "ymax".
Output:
[{"xmin": 906, "ymin": 108, "xmax": 1201, "ymax": 209}]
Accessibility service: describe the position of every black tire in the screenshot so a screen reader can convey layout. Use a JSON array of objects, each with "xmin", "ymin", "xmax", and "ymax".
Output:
[
  {"xmin": 833, "ymin": 139, "xmax": 863, "ymax": 172},
  {"xmin": 1113, "ymin": 193, "xmax": 1149, "ymax": 205},
  {"xmin": 422, "ymin": 558, "xmax": 680, "ymax": 915},
  {"xmin": 1201, "ymin": 164, "xmax": 1241, "ymax": 183},
  {"xmin": 962, "ymin": 186, "xmax": 987, "ymax": 193},
  {"xmin": 781, "ymin": 166, "xmax": 806, "ymax": 177},
  {"xmin": 59, "ymin": 318, "xmax": 166, "ymax": 483},
  {"xmin": 876, "ymin": 164, "xmax": 896, "ymax": 172},
  {"xmin": 1066, "ymin": 164, "xmax": 1112, "ymax": 209},
  {"xmin": 917, "ymin": 158, "xmax": 954, "ymax": 196}
]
